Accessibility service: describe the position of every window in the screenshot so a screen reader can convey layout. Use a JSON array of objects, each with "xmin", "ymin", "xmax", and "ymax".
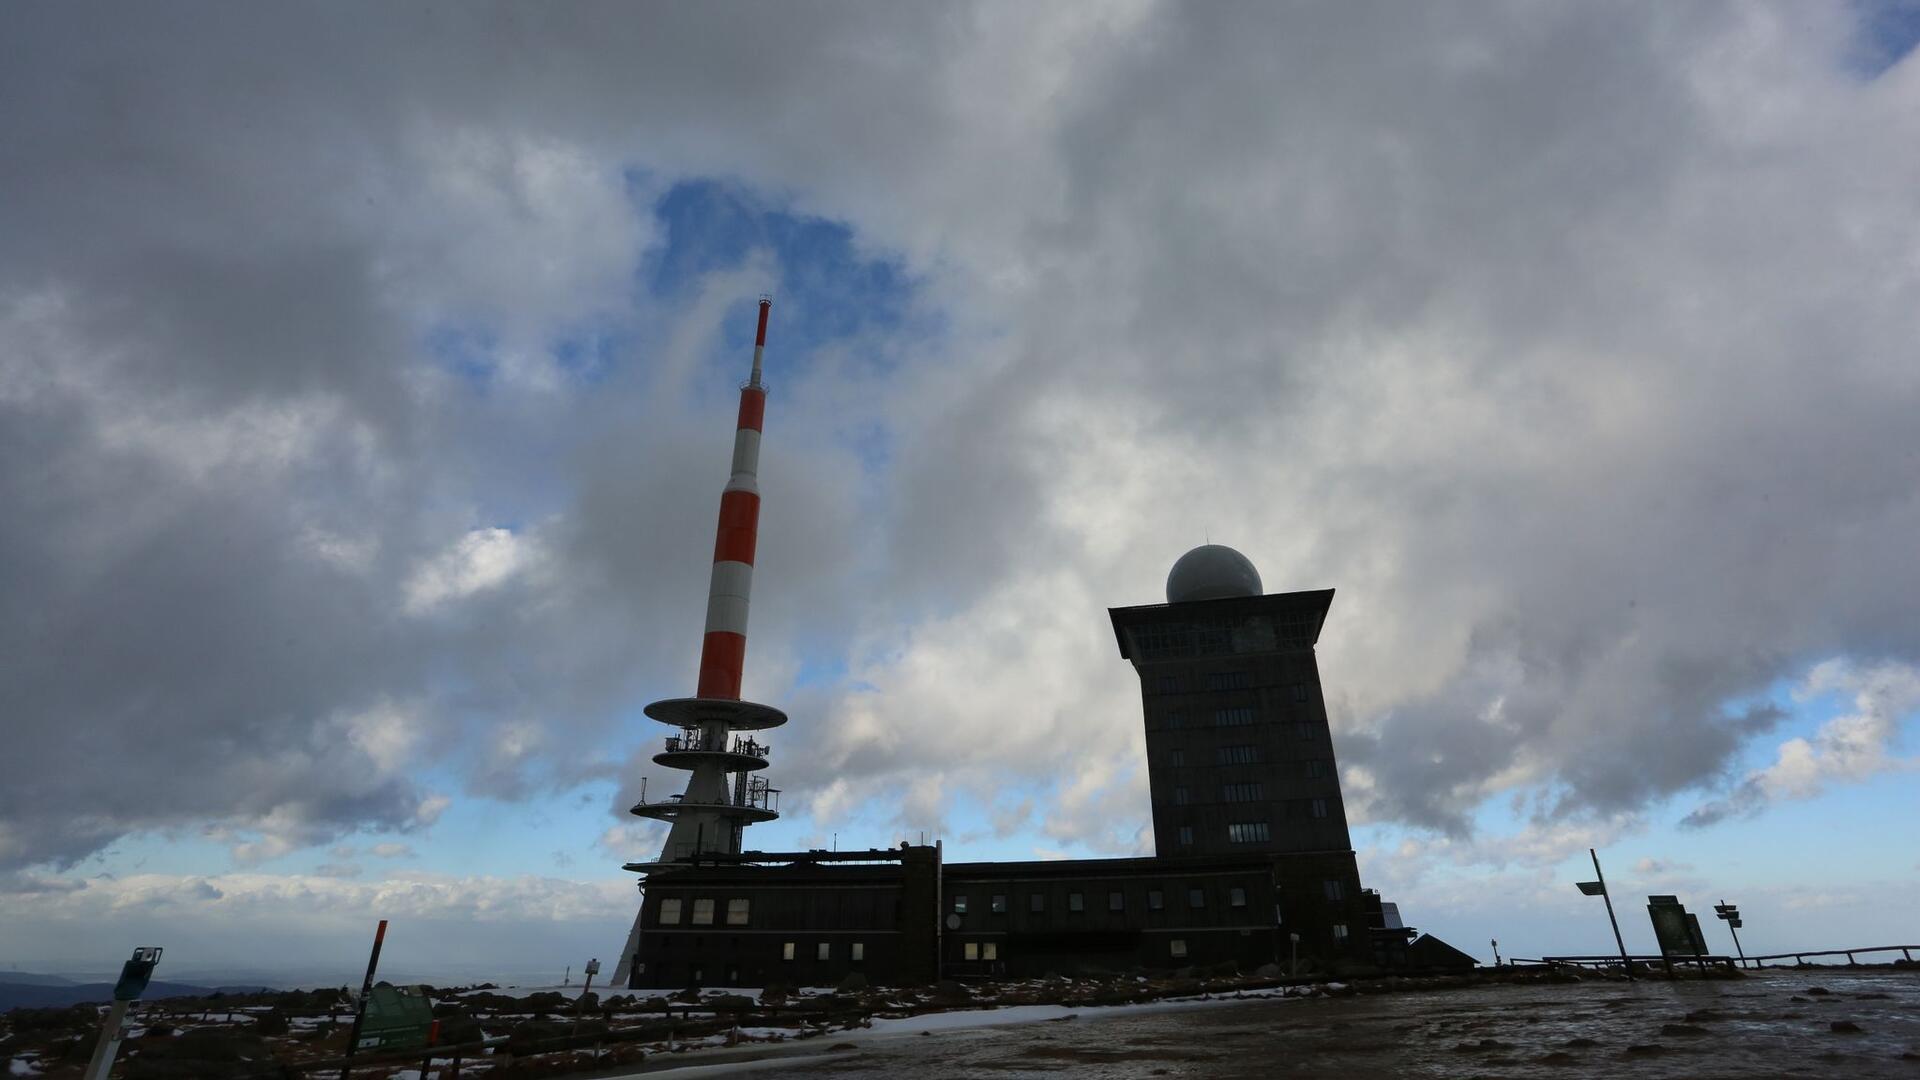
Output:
[
  {"xmin": 1165, "ymin": 713, "xmax": 1186, "ymax": 730},
  {"xmin": 953, "ymin": 895, "xmax": 969, "ymax": 914},
  {"xmin": 1311, "ymin": 798, "xmax": 1329, "ymax": 819},
  {"xmin": 781, "ymin": 942, "xmax": 796, "ymax": 961},
  {"xmin": 1230, "ymin": 887, "xmax": 1248, "ymax": 908},
  {"xmin": 1178, "ymin": 825, "xmax": 1194, "ymax": 846},
  {"xmin": 851, "ymin": 942, "xmax": 865, "ymax": 962},
  {"xmin": 991, "ymin": 894, "xmax": 1007, "ymax": 914},
  {"xmin": 817, "ymin": 942, "xmax": 831, "ymax": 961},
  {"xmin": 1228, "ymin": 822, "xmax": 1271, "ymax": 843},
  {"xmin": 1148, "ymin": 890, "xmax": 1165, "ymax": 911},
  {"xmin": 1333, "ymin": 923, "xmax": 1350, "ymax": 941},
  {"xmin": 1217, "ymin": 744, "xmax": 1260, "ymax": 765},
  {"xmin": 1214, "ymin": 706, "xmax": 1257, "ymax": 727},
  {"xmin": 658, "ymin": 899, "xmax": 683, "ymax": 925},
  {"xmin": 983, "ymin": 942, "xmax": 999, "ymax": 961},
  {"xmin": 1155, "ymin": 674, "xmax": 1183, "ymax": 695},
  {"xmin": 1292, "ymin": 683, "xmax": 1310, "ymax": 703},
  {"xmin": 1169, "ymin": 748, "xmax": 1185, "ymax": 767},
  {"xmin": 692, "ymin": 899, "xmax": 715, "ymax": 925},
  {"xmin": 964, "ymin": 942, "xmax": 980, "ymax": 961},
  {"xmin": 1205, "ymin": 670, "xmax": 1251, "ymax": 691},
  {"xmin": 1174, "ymin": 786, "xmax": 1190, "ymax": 805},
  {"xmin": 1295, "ymin": 721, "xmax": 1314, "ymax": 741},
  {"xmin": 1323, "ymin": 879, "xmax": 1346, "ymax": 901},
  {"xmin": 1068, "ymin": 892, "xmax": 1085, "ymax": 912},
  {"xmin": 1030, "ymin": 893, "xmax": 1046, "ymax": 913},
  {"xmin": 1170, "ymin": 939, "xmax": 1188, "ymax": 958},
  {"xmin": 726, "ymin": 899, "xmax": 750, "ymax": 926},
  {"xmin": 1222, "ymin": 782, "xmax": 1264, "ymax": 803},
  {"xmin": 1188, "ymin": 888, "xmax": 1206, "ymax": 908},
  {"xmin": 1109, "ymin": 891, "xmax": 1125, "ymax": 912}
]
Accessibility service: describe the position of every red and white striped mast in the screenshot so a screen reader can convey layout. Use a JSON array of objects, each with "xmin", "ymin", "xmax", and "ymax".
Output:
[
  {"xmin": 696, "ymin": 297, "xmax": 770, "ymax": 700},
  {"xmin": 626, "ymin": 297, "xmax": 786, "ymax": 868}
]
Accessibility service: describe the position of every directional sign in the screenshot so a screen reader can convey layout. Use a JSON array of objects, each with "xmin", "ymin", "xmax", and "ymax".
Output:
[{"xmin": 1576, "ymin": 881, "xmax": 1606, "ymax": 896}]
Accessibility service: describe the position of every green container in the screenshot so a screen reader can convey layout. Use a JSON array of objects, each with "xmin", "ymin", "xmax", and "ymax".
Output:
[{"xmin": 355, "ymin": 985, "xmax": 437, "ymax": 1052}]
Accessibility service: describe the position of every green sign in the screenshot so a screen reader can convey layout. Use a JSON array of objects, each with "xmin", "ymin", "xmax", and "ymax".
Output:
[{"xmin": 354, "ymin": 985, "xmax": 437, "ymax": 1052}]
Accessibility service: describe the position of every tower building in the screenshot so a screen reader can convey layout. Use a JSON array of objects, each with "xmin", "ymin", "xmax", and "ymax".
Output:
[
  {"xmin": 612, "ymin": 298, "xmax": 786, "ymax": 985},
  {"xmin": 1109, "ymin": 545, "xmax": 1352, "ymax": 860}
]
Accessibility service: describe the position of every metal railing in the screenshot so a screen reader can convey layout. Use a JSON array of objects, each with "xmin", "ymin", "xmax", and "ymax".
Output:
[
  {"xmin": 660, "ymin": 731, "xmax": 770, "ymax": 758},
  {"xmin": 1530, "ymin": 945, "xmax": 1917, "ymax": 971}
]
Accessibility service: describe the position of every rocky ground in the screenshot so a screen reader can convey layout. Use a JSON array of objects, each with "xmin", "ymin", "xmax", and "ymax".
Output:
[{"xmin": 2, "ymin": 965, "xmax": 1912, "ymax": 1078}]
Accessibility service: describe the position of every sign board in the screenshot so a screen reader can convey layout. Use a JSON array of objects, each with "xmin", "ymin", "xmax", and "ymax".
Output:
[
  {"xmin": 354, "ymin": 985, "xmax": 437, "ymax": 1052},
  {"xmin": 1576, "ymin": 881, "xmax": 1606, "ymax": 896},
  {"xmin": 1646, "ymin": 897, "xmax": 1704, "ymax": 958},
  {"xmin": 113, "ymin": 947, "xmax": 164, "ymax": 1002}
]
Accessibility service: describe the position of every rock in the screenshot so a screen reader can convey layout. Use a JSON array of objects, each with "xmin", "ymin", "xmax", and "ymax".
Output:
[
  {"xmin": 1660, "ymin": 1024, "xmax": 1709, "ymax": 1036},
  {"xmin": 1683, "ymin": 1009, "xmax": 1724, "ymax": 1022},
  {"xmin": 1830, "ymin": 1021, "xmax": 1864, "ymax": 1034},
  {"xmin": 836, "ymin": 972, "xmax": 869, "ymax": 993},
  {"xmin": 1253, "ymin": 963, "xmax": 1282, "ymax": 979},
  {"xmin": 1806, "ymin": 986, "xmax": 1832, "ymax": 996},
  {"xmin": 710, "ymin": 993, "xmax": 755, "ymax": 1010},
  {"xmin": 1538, "ymin": 1051, "xmax": 1578, "ymax": 1065},
  {"xmin": 1624, "ymin": 1044, "xmax": 1665, "ymax": 1055},
  {"xmin": 1563, "ymin": 1038, "xmax": 1599, "ymax": 1049}
]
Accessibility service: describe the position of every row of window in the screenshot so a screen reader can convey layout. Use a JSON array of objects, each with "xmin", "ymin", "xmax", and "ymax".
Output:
[
  {"xmin": 953, "ymin": 886, "xmax": 1252, "ymax": 915},
  {"xmin": 1176, "ymin": 782, "xmax": 1265, "ymax": 803},
  {"xmin": 1162, "ymin": 715, "xmax": 1323, "ymax": 740},
  {"xmin": 1165, "ymin": 749, "xmax": 1331, "ymax": 778},
  {"xmin": 658, "ymin": 898, "xmax": 750, "ymax": 926},
  {"xmin": 1151, "ymin": 674, "xmax": 1316, "ymax": 700},
  {"xmin": 780, "ymin": 941, "xmax": 864, "ymax": 961}
]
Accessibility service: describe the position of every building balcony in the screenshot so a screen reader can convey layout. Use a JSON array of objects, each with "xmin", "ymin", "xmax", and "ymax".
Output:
[
  {"xmin": 630, "ymin": 775, "xmax": 781, "ymax": 824},
  {"xmin": 644, "ymin": 697, "xmax": 787, "ymax": 731},
  {"xmin": 653, "ymin": 731, "xmax": 771, "ymax": 771}
]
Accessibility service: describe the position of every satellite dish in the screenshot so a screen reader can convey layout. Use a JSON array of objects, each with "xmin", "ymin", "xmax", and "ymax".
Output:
[{"xmin": 945, "ymin": 913, "xmax": 962, "ymax": 931}]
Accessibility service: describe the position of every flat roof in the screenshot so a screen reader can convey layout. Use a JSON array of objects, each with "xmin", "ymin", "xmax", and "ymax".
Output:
[{"xmin": 1107, "ymin": 588, "xmax": 1335, "ymax": 659}]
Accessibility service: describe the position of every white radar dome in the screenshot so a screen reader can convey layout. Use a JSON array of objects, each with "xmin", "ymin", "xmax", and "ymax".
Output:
[{"xmin": 1165, "ymin": 544, "xmax": 1263, "ymax": 604}]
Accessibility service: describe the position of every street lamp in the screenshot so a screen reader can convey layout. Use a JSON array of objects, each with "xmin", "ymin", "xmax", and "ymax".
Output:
[{"xmin": 1575, "ymin": 848, "xmax": 1634, "ymax": 978}]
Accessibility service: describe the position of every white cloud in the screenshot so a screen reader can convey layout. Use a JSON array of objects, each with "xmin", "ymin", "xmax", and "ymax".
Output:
[
  {"xmin": 403, "ymin": 528, "xmax": 532, "ymax": 614},
  {"xmin": 1685, "ymin": 660, "xmax": 1920, "ymax": 825}
]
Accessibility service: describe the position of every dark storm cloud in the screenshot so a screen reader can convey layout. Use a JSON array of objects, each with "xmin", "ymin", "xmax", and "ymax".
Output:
[{"xmin": 3, "ymin": 0, "xmax": 1919, "ymax": 878}]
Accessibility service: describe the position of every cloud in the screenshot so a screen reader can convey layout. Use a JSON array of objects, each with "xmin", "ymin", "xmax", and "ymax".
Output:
[
  {"xmin": 1682, "ymin": 660, "xmax": 1920, "ymax": 826},
  {"xmin": 3, "ymin": 1, "xmax": 1920, "ymax": 905}
]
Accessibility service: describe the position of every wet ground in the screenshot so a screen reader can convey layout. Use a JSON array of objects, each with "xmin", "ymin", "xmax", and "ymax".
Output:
[{"xmin": 785, "ymin": 971, "xmax": 1920, "ymax": 1079}]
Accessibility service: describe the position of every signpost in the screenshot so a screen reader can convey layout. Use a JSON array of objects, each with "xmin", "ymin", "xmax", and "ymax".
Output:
[
  {"xmin": 341, "ymin": 919, "xmax": 388, "ymax": 1080},
  {"xmin": 1714, "ymin": 901, "xmax": 1747, "ymax": 967},
  {"xmin": 1577, "ymin": 848, "xmax": 1634, "ymax": 978},
  {"xmin": 82, "ymin": 946, "xmax": 162, "ymax": 1080}
]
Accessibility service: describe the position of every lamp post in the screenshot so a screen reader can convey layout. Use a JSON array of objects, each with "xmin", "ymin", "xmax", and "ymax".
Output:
[{"xmin": 1576, "ymin": 848, "xmax": 1634, "ymax": 978}]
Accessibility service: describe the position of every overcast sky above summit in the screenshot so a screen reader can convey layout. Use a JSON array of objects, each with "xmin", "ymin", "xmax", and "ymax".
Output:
[{"xmin": 3, "ymin": 1, "xmax": 1919, "ymax": 980}]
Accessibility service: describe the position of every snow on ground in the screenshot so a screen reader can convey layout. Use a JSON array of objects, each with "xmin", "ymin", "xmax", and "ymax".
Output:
[
  {"xmin": 601, "ymin": 987, "xmax": 1314, "ymax": 1077},
  {"xmin": 10, "ymin": 1057, "xmax": 44, "ymax": 1077}
]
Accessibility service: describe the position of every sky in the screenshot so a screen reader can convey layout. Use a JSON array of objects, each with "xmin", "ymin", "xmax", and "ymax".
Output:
[{"xmin": 2, "ymin": 1, "xmax": 1919, "ymax": 985}]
